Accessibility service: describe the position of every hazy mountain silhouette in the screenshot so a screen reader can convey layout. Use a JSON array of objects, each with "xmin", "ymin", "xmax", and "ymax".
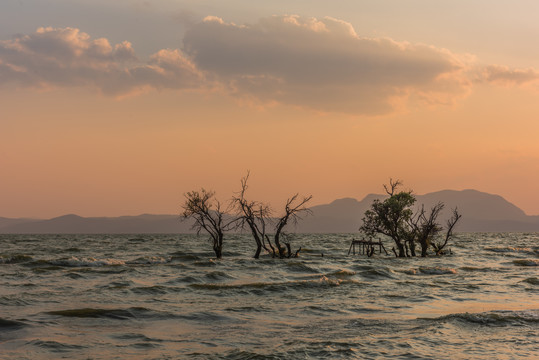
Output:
[
  {"xmin": 295, "ymin": 189, "xmax": 539, "ymax": 233},
  {"xmin": 1, "ymin": 189, "xmax": 538, "ymax": 233},
  {"xmin": 0, "ymin": 214, "xmax": 196, "ymax": 234},
  {"xmin": 0, "ymin": 217, "xmax": 37, "ymax": 229}
]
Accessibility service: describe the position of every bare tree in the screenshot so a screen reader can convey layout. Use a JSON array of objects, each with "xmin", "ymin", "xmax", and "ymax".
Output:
[
  {"xmin": 270, "ymin": 194, "xmax": 313, "ymax": 258},
  {"xmin": 232, "ymin": 173, "xmax": 272, "ymax": 258},
  {"xmin": 432, "ymin": 208, "xmax": 461, "ymax": 255},
  {"xmin": 408, "ymin": 203, "xmax": 444, "ymax": 257},
  {"xmin": 181, "ymin": 189, "xmax": 236, "ymax": 259}
]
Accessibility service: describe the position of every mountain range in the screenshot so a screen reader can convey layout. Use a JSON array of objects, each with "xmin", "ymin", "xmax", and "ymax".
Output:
[{"xmin": 1, "ymin": 189, "xmax": 538, "ymax": 234}]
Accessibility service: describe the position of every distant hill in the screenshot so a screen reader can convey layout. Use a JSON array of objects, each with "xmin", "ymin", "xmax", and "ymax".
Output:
[
  {"xmin": 0, "ymin": 217, "xmax": 37, "ymax": 229},
  {"xmin": 0, "ymin": 214, "xmax": 196, "ymax": 234},
  {"xmin": 295, "ymin": 189, "xmax": 539, "ymax": 233},
  {"xmin": 1, "ymin": 190, "xmax": 538, "ymax": 233}
]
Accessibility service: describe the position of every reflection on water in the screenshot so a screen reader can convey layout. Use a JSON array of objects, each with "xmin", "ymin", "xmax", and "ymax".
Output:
[{"xmin": 0, "ymin": 233, "xmax": 538, "ymax": 359}]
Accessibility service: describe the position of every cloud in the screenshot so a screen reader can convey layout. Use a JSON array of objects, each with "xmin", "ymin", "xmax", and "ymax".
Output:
[
  {"xmin": 0, "ymin": 27, "xmax": 203, "ymax": 96},
  {"xmin": 481, "ymin": 65, "xmax": 539, "ymax": 87},
  {"xmin": 2, "ymin": 18, "xmax": 538, "ymax": 115},
  {"xmin": 183, "ymin": 15, "xmax": 472, "ymax": 114}
]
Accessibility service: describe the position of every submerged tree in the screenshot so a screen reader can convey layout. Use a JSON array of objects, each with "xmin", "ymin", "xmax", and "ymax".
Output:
[
  {"xmin": 360, "ymin": 179, "xmax": 415, "ymax": 257},
  {"xmin": 269, "ymin": 194, "xmax": 313, "ymax": 258},
  {"xmin": 360, "ymin": 179, "xmax": 461, "ymax": 258},
  {"xmin": 233, "ymin": 172, "xmax": 312, "ymax": 258},
  {"xmin": 182, "ymin": 173, "xmax": 312, "ymax": 259},
  {"xmin": 408, "ymin": 203, "xmax": 444, "ymax": 257},
  {"xmin": 232, "ymin": 172, "xmax": 272, "ymax": 259},
  {"xmin": 181, "ymin": 189, "xmax": 236, "ymax": 259}
]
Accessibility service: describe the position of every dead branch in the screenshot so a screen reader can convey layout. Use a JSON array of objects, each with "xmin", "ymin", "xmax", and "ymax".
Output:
[
  {"xmin": 434, "ymin": 208, "xmax": 462, "ymax": 255},
  {"xmin": 383, "ymin": 178, "xmax": 403, "ymax": 196}
]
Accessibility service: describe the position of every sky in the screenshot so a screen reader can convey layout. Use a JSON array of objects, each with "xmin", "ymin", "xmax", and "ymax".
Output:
[{"xmin": 1, "ymin": 0, "xmax": 539, "ymax": 218}]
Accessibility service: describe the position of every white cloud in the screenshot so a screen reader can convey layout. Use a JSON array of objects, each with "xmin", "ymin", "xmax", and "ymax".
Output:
[
  {"xmin": 1, "ymin": 18, "xmax": 537, "ymax": 115},
  {"xmin": 0, "ymin": 27, "xmax": 203, "ymax": 96},
  {"xmin": 183, "ymin": 15, "xmax": 472, "ymax": 114},
  {"xmin": 481, "ymin": 65, "xmax": 539, "ymax": 87}
]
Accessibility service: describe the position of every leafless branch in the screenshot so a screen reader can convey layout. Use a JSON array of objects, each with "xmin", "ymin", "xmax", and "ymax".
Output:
[{"xmin": 383, "ymin": 178, "xmax": 403, "ymax": 196}]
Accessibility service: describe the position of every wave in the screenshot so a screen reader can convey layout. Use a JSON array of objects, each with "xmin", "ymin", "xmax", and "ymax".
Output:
[
  {"xmin": 298, "ymin": 276, "xmax": 357, "ymax": 288},
  {"xmin": 512, "ymin": 259, "xmax": 539, "ymax": 266},
  {"xmin": 459, "ymin": 266, "xmax": 497, "ymax": 272},
  {"xmin": 0, "ymin": 318, "xmax": 27, "ymax": 329},
  {"xmin": 286, "ymin": 261, "xmax": 319, "ymax": 273},
  {"xmin": 49, "ymin": 256, "xmax": 125, "ymax": 267},
  {"xmin": 170, "ymin": 251, "xmax": 201, "ymax": 261},
  {"xmin": 327, "ymin": 269, "xmax": 356, "ymax": 278},
  {"xmin": 403, "ymin": 267, "xmax": 457, "ymax": 275},
  {"xmin": 224, "ymin": 305, "xmax": 270, "ymax": 313},
  {"xmin": 0, "ymin": 295, "xmax": 32, "ymax": 306},
  {"xmin": 521, "ymin": 277, "xmax": 539, "ymax": 285},
  {"xmin": 424, "ymin": 310, "xmax": 539, "ymax": 326},
  {"xmin": 178, "ymin": 311, "xmax": 237, "ymax": 323},
  {"xmin": 130, "ymin": 285, "xmax": 169, "ymax": 295},
  {"xmin": 485, "ymin": 246, "xmax": 538, "ymax": 255},
  {"xmin": 27, "ymin": 256, "xmax": 174, "ymax": 268},
  {"xmin": 110, "ymin": 332, "xmax": 162, "ymax": 343},
  {"xmin": 172, "ymin": 275, "xmax": 200, "ymax": 284},
  {"xmin": 126, "ymin": 256, "xmax": 171, "ymax": 265},
  {"xmin": 103, "ymin": 280, "xmax": 132, "ymax": 289},
  {"xmin": 64, "ymin": 271, "xmax": 85, "ymax": 279},
  {"xmin": 27, "ymin": 339, "xmax": 86, "ymax": 351},
  {"xmin": 304, "ymin": 304, "xmax": 350, "ymax": 316},
  {"xmin": 0, "ymin": 254, "xmax": 33, "ymax": 264},
  {"xmin": 190, "ymin": 276, "xmax": 357, "ymax": 292},
  {"xmin": 297, "ymin": 247, "xmax": 317, "ymax": 253},
  {"xmin": 194, "ymin": 259, "xmax": 218, "ymax": 267},
  {"xmin": 205, "ymin": 271, "xmax": 236, "ymax": 280},
  {"xmin": 46, "ymin": 307, "xmax": 174, "ymax": 320},
  {"xmin": 359, "ymin": 267, "xmax": 395, "ymax": 279}
]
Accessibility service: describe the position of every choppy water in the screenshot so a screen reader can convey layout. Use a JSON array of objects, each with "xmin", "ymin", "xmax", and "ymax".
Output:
[{"xmin": 0, "ymin": 233, "xmax": 537, "ymax": 359}]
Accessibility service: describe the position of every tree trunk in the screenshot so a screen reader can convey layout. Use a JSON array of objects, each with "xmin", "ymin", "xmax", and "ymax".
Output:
[
  {"xmin": 285, "ymin": 243, "xmax": 292, "ymax": 258},
  {"xmin": 213, "ymin": 245, "xmax": 222, "ymax": 259},
  {"xmin": 409, "ymin": 241, "xmax": 416, "ymax": 257},
  {"xmin": 251, "ymin": 231, "xmax": 262, "ymax": 259},
  {"xmin": 397, "ymin": 242, "xmax": 406, "ymax": 257},
  {"xmin": 274, "ymin": 234, "xmax": 286, "ymax": 258},
  {"xmin": 213, "ymin": 233, "xmax": 224, "ymax": 259},
  {"xmin": 265, "ymin": 235, "xmax": 276, "ymax": 257},
  {"xmin": 254, "ymin": 243, "xmax": 262, "ymax": 259}
]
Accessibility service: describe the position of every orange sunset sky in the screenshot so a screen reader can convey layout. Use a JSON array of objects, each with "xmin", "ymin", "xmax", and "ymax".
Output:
[{"xmin": 1, "ymin": 0, "xmax": 539, "ymax": 218}]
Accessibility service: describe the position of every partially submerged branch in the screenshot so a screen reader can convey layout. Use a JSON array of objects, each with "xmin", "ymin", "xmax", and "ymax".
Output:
[
  {"xmin": 232, "ymin": 172, "xmax": 272, "ymax": 258},
  {"xmin": 181, "ymin": 189, "xmax": 236, "ymax": 258},
  {"xmin": 433, "ymin": 208, "xmax": 462, "ymax": 255},
  {"xmin": 232, "ymin": 172, "xmax": 311, "ymax": 259},
  {"xmin": 272, "ymin": 194, "xmax": 312, "ymax": 258}
]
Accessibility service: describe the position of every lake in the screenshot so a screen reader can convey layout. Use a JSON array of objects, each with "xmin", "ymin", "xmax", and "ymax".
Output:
[{"xmin": 1, "ymin": 233, "xmax": 537, "ymax": 359}]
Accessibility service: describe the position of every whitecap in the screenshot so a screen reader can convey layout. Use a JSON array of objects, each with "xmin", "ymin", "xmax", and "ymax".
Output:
[
  {"xmin": 51, "ymin": 256, "xmax": 125, "ymax": 267},
  {"xmin": 327, "ymin": 269, "xmax": 356, "ymax": 278},
  {"xmin": 127, "ymin": 256, "xmax": 171, "ymax": 265}
]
